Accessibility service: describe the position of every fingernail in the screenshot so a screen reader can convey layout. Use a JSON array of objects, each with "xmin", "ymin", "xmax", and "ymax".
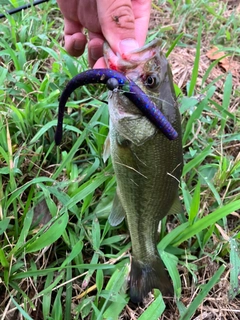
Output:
[
  {"xmin": 119, "ymin": 38, "xmax": 139, "ymax": 54},
  {"xmin": 73, "ymin": 40, "xmax": 83, "ymax": 50}
]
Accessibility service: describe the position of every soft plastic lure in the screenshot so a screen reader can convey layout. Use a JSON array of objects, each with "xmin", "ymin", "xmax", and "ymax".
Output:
[{"xmin": 55, "ymin": 69, "xmax": 178, "ymax": 145}]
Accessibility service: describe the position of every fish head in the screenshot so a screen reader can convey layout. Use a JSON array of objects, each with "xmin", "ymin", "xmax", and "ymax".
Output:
[{"xmin": 104, "ymin": 39, "xmax": 178, "ymax": 129}]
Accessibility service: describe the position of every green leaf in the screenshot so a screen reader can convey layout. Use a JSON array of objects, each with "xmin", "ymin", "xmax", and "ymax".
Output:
[
  {"xmin": 228, "ymin": 238, "xmax": 240, "ymax": 299},
  {"xmin": 0, "ymin": 67, "xmax": 8, "ymax": 86},
  {"xmin": 182, "ymin": 144, "xmax": 212, "ymax": 176},
  {"xmin": 42, "ymin": 272, "xmax": 54, "ymax": 319},
  {"xmin": 63, "ymin": 173, "xmax": 110, "ymax": 212},
  {"xmin": 10, "ymin": 209, "xmax": 33, "ymax": 255},
  {"xmin": 0, "ymin": 248, "xmax": 9, "ymax": 268},
  {"xmin": 26, "ymin": 212, "xmax": 68, "ymax": 253},
  {"xmin": 96, "ymin": 269, "xmax": 104, "ymax": 293},
  {"xmin": 182, "ymin": 99, "xmax": 207, "ymax": 146},
  {"xmin": 220, "ymin": 73, "xmax": 232, "ymax": 133},
  {"xmin": 60, "ymin": 239, "xmax": 83, "ymax": 268},
  {"xmin": 0, "ymin": 217, "xmax": 10, "ymax": 235},
  {"xmin": 189, "ymin": 180, "xmax": 201, "ymax": 224},
  {"xmin": 6, "ymin": 177, "xmax": 55, "ymax": 210},
  {"xmin": 138, "ymin": 290, "xmax": 165, "ymax": 320},
  {"xmin": 179, "ymin": 97, "xmax": 200, "ymax": 114},
  {"xmin": 52, "ymin": 287, "xmax": 63, "ymax": 319},
  {"xmin": 10, "ymin": 296, "xmax": 34, "ymax": 320},
  {"xmin": 158, "ymin": 222, "xmax": 189, "ymax": 250},
  {"xmin": 65, "ymin": 264, "xmax": 72, "ymax": 320},
  {"xmin": 188, "ymin": 21, "xmax": 201, "ymax": 96},
  {"xmin": 166, "ymin": 33, "xmax": 184, "ymax": 57},
  {"xmin": 92, "ymin": 217, "xmax": 101, "ymax": 250},
  {"xmin": 40, "ymin": 271, "xmax": 65, "ymax": 295},
  {"xmin": 172, "ymin": 201, "xmax": 240, "ymax": 246},
  {"xmin": 161, "ymin": 250, "xmax": 181, "ymax": 298},
  {"xmin": 102, "ymin": 264, "xmax": 129, "ymax": 319},
  {"xmin": 82, "ymin": 252, "xmax": 99, "ymax": 288},
  {"xmin": 12, "ymin": 264, "xmax": 114, "ymax": 280}
]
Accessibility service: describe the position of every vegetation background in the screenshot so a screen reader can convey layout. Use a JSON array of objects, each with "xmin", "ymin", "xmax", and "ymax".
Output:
[{"xmin": 0, "ymin": 0, "xmax": 239, "ymax": 319}]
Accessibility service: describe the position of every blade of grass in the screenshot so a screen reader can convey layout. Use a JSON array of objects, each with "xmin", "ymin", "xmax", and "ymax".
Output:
[
  {"xmin": 161, "ymin": 250, "xmax": 181, "ymax": 298},
  {"xmin": 11, "ymin": 264, "xmax": 114, "ymax": 281},
  {"xmin": 182, "ymin": 144, "xmax": 212, "ymax": 176},
  {"xmin": 166, "ymin": 33, "xmax": 184, "ymax": 57},
  {"xmin": 100, "ymin": 264, "xmax": 129, "ymax": 320},
  {"xmin": 228, "ymin": 238, "xmax": 240, "ymax": 300},
  {"xmin": 25, "ymin": 211, "xmax": 68, "ymax": 253},
  {"xmin": 172, "ymin": 200, "xmax": 240, "ymax": 246},
  {"xmin": 10, "ymin": 296, "xmax": 34, "ymax": 320},
  {"xmin": 189, "ymin": 180, "xmax": 201, "ymax": 224},
  {"xmin": 138, "ymin": 290, "xmax": 165, "ymax": 320},
  {"xmin": 220, "ymin": 73, "xmax": 232, "ymax": 134},
  {"xmin": 182, "ymin": 99, "xmax": 207, "ymax": 145},
  {"xmin": 188, "ymin": 21, "xmax": 202, "ymax": 97}
]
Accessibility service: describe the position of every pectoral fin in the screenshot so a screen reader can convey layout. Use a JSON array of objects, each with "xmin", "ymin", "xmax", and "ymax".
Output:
[
  {"xmin": 103, "ymin": 134, "xmax": 111, "ymax": 163},
  {"xmin": 108, "ymin": 192, "xmax": 125, "ymax": 226}
]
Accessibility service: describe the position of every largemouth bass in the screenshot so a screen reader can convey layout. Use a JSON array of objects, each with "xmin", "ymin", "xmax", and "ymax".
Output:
[{"xmin": 104, "ymin": 39, "xmax": 183, "ymax": 303}]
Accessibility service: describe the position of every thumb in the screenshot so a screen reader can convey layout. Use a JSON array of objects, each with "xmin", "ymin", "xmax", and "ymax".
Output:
[{"xmin": 97, "ymin": 0, "xmax": 139, "ymax": 55}]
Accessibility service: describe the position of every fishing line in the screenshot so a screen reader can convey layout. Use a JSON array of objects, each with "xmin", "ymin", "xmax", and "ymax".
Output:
[{"xmin": 0, "ymin": 0, "xmax": 50, "ymax": 19}]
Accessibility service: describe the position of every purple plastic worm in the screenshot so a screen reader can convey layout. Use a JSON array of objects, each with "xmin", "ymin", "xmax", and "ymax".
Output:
[{"xmin": 55, "ymin": 69, "xmax": 178, "ymax": 145}]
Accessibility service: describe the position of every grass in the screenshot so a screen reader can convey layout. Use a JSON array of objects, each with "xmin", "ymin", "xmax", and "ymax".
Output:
[{"xmin": 0, "ymin": 0, "xmax": 240, "ymax": 319}]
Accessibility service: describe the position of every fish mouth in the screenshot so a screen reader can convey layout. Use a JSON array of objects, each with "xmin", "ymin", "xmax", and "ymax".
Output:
[{"xmin": 103, "ymin": 39, "xmax": 162, "ymax": 74}]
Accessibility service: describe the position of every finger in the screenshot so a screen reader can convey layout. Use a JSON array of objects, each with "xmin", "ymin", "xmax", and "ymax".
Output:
[
  {"xmin": 88, "ymin": 32, "xmax": 105, "ymax": 67},
  {"xmin": 93, "ymin": 57, "xmax": 107, "ymax": 69},
  {"xmin": 64, "ymin": 18, "xmax": 87, "ymax": 57},
  {"xmin": 97, "ymin": 0, "xmax": 139, "ymax": 54},
  {"xmin": 132, "ymin": 0, "xmax": 151, "ymax": 46}
]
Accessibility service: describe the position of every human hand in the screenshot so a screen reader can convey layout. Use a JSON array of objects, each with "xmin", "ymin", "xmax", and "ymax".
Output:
[{"xmin": 56, "ymin": 0, "xmax": 151, "ymax": 68}]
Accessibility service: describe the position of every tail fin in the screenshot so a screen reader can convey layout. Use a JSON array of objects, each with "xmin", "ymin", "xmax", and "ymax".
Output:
[{"xmin": 129, "ymin": 257, "xmax": 173, "ymax": 303}]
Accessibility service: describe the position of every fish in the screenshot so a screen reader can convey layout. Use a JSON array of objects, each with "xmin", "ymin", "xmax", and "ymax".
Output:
[{"xmin": 103, "ymin": 39, "xmax": 183, "ymax": 303}]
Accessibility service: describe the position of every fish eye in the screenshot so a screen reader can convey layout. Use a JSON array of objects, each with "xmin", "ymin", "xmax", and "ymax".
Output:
[{"xmin": 145, "ymin": 74, "xmax": 159, "ymax": 89}]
